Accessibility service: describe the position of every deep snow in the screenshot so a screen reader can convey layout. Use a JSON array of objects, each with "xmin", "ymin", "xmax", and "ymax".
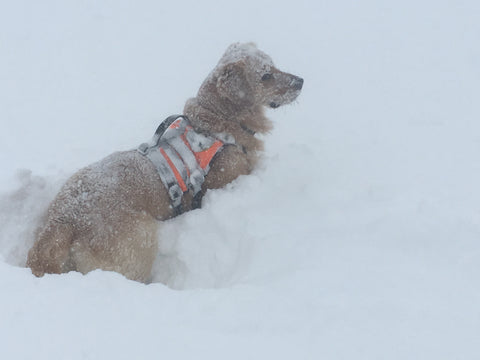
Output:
[{"xmin": 1, "ymin": 0, "xmax": 480, "ymax": 359}]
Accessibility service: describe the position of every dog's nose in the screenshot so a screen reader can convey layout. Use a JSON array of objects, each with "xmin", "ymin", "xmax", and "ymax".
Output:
[{"xmin": 292, "ymin": 77, "xmax": 304, "ymax": 90}]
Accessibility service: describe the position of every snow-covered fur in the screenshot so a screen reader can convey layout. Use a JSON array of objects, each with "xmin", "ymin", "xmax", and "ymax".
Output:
[{"xmin": 26, "ymin": 42, "xmax": 303, "ymax": 282}]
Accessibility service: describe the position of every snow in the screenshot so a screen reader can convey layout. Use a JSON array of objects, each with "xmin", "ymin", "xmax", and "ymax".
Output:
[
  {"xmin": 1, "ymin": 0, "xmax": 480, "ymax": 359},
  {"xmin": 214, "ymin": 42, "xmax": 274, "ymax": 78}
]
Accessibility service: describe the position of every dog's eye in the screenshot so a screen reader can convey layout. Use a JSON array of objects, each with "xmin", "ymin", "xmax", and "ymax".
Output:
[{"xmin": 261, "ymin": 73, "xmax": 273, "ymax": 81}]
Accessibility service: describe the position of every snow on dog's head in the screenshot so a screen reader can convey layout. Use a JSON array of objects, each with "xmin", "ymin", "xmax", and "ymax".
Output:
[{"xmin": 201, "ymin": 42, "xmax": 303, "ymax": 111}]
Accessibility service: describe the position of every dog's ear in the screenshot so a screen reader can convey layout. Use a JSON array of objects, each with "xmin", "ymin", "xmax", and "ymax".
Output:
[{"xmin": 217, "ymin": 61, "xmax": 255, "ymax": 107}]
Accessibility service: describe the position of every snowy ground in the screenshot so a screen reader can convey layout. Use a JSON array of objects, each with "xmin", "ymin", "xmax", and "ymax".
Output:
[{"xmin": 1, "ymin": 0, "xmax": 480, "ymax": 359}]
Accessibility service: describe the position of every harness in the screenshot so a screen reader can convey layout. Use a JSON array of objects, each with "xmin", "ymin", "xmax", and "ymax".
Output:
[{"xmin": 137, "ymin": 115, "xmax": 234, "ymax": 214}]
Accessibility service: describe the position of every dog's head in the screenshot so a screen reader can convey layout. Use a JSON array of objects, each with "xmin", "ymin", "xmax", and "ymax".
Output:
[{"xmin": 213, "ymin": 42, "xmax": 303, "ymax": 109}]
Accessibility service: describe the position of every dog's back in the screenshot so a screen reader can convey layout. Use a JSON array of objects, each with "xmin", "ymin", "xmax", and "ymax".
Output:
[{"xmin": 27, "ymin": 151, "xmax": 168, "ymax": 282}]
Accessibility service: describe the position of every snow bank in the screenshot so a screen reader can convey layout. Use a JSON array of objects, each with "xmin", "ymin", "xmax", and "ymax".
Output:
[
  {"xmin": 1, "ymin": 0, "xmax": 480, "ymax": 359},
  {"xmin": 0, "ymin": 171, "xmax": 63, "ymax": 266}
]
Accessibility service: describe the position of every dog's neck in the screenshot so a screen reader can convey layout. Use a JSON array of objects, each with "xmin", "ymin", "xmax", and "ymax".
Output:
[
  {"xmin": 184, "ymin": 97, "xmax": 263, "ymax": 153},
  {"xmin": 184, "ymin": 81, "xmax": 272, "ymax": 148},
  {"xmin": 199, "ymin": 78, "xmax": 272, "ymax": 130}
]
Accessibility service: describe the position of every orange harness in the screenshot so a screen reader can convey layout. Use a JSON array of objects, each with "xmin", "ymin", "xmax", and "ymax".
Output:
[{"xmin": 138, "ymin": 115, "xmax": 232, "ymax": 213}]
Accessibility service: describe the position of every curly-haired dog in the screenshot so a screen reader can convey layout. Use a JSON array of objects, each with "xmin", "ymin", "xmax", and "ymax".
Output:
[{"xmin": 26, "ymin": 42, "xmax": 303, "ymax": 282}]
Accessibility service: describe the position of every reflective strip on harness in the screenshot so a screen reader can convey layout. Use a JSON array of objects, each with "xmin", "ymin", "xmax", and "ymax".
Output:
[
  {"xmin": 159, "ymin": 147, "xmax": 188, "ymax": 192},
  {"xmin": 167, "ymin": 136, "xmax": 198, "ymax": 175},
  {"xmin": 138, "ymin": 115, "xmax": 231, "ymax": 210}
]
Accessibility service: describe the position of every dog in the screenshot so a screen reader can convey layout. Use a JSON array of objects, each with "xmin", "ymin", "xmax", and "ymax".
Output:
[{"xmin": 26, "ymin": 42, "xmax": 303, "ymax": 282}]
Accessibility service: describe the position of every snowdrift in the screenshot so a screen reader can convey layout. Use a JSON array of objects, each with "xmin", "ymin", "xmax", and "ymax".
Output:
[{"xmin": 1, "ymin": 1, "xmax": 479, "ymax": 359}]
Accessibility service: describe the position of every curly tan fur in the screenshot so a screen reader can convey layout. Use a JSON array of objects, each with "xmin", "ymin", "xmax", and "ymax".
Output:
[{"xmin": 26, "ymin": 42, "xmax": 303, "ymax": 282}]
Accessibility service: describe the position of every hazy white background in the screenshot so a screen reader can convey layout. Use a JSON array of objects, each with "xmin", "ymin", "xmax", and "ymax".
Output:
[{"xmin": 1, "ymin": 0, "xmax": 479, "ymax": 359}]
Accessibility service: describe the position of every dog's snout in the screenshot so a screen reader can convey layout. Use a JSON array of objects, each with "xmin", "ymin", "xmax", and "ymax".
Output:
[{"xmin": 292, "ymin": 77, "xmax": 304, "ymax": 90}]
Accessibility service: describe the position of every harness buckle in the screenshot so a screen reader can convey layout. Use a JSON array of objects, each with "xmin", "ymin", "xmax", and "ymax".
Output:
[
  {"xmin": 168, "ymin": 184, "xmax": 183, "ymax": 207},
  {"xmin": 137, "ymin": 142, "xmax": 150, "ymax": 155}
]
